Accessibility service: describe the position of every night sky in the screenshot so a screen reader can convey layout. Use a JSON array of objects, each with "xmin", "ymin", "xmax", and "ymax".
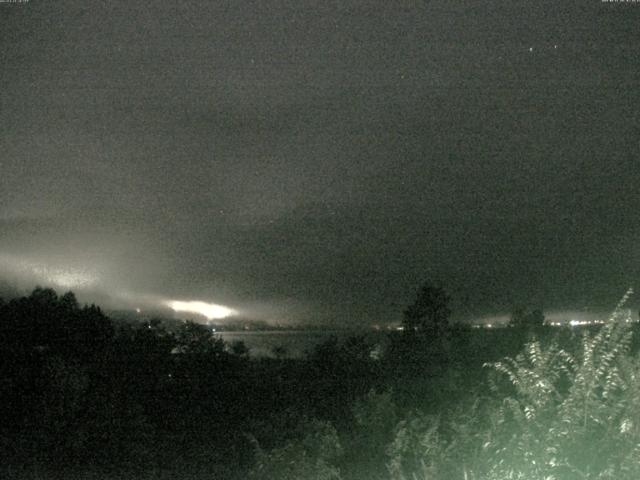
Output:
[{"xmin": 1, "ymin": 0, "xmax": 639, "ymax": 325}]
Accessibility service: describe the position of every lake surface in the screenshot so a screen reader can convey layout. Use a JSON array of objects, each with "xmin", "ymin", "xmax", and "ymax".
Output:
[{"xmin": 217, "ymin": 330, "xmax": 390, "ymax": 358}]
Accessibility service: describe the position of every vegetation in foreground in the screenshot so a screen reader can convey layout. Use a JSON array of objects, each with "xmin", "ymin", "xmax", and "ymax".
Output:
[{"xmin": 1, "ymin": 284, "xmax": 639, "ymax": 479}]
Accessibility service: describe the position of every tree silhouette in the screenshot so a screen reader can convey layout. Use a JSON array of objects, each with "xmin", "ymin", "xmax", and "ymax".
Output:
[
  {"xmin": 272, "ymin": 344, "xmax": 289, "ymax": 360},
  {"xmin": 402, "ymin": 282, "xmax": 451, "ymax": 335},
  {"xmin": 174, "ymin": 321, "xmax": 226, "ymax": 355},
  {"xmin": 230, "ymin": 339, "xmax": 250, "ymax": 357},
  {"xmin": 0, "ymin": 287, "xmax": 112, "ymax": 355},
  {"xmin": 59, "ymin": 291, "xmax": 79, "ymax": 311},
  {"xmin": 509, "ymin": 307, "xmax": 545, "ymax": 329}
]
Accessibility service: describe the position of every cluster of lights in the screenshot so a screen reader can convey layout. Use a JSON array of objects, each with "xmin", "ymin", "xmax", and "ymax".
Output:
[
  {"xmin": 469, "ymin": 318, "xmax": 640, "ymax": 328},
  {"xmin": 569, "ymin": 319, "xmax": 605, "ymax": 327}
]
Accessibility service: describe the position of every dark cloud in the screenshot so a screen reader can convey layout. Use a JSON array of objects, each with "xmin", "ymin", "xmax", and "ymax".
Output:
[{"xmin": 1, "ymin": 0, "xmax": 639, "ymax": 324}]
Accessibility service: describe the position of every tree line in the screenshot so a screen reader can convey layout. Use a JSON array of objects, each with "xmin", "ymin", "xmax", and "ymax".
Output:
[{"xmin": 1, "ymin": 284, "xmax": 638, "ymax": 479}]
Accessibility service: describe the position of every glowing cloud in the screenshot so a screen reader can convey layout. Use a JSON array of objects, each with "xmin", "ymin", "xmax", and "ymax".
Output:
[
  {"xmin": 166, "ymin": 300, "xmax": 238, "ymax": 320},
  {"xmin": 42, "ymin": 269, "xmax": 96, "ymax": 289},
  {"xmin": 0, "ymin": 253, "xmax": 97, "ymax": 289}
]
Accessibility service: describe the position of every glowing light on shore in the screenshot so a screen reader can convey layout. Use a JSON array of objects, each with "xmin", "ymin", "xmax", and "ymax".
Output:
[{"xmin": 166, "ymin": 300, "xmax": 238, "ymax": 320}]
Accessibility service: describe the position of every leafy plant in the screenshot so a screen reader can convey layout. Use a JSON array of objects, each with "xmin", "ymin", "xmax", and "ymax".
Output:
[
  {"xmin": 389, "ymin": 288, "xmax": 640, "ymax": 480},
  {"xmin": 479, "ymin": 288, "xmax": 638, "ymax": 480},
  {"xmin": 248, "ymin": 417, "xmax": 343, "ymax": 480}
]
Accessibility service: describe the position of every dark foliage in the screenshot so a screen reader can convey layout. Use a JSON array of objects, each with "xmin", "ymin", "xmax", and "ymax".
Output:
[
  {"xmin": 509, "ymin": 306, "xmax": 545, "ymax": 330},
  {"xmin": 402, "ymin": 281, "xmax": 451, "ymax": 336},
  {"xmin": 2, "ymin": 286, "xmax": 634, "ymax": 479}
]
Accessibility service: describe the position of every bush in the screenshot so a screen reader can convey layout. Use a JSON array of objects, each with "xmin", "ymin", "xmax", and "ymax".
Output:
[
  {"xmin": 478, "ymin": 288, "xmax": 640, "ymax": 479},
  {"xmin": 388, "ymin": 288, "xmax": 640, "ymax": 480},
  {"xmin": 249, "ymin": 417, "xmax": 343, "ymax": 480}
]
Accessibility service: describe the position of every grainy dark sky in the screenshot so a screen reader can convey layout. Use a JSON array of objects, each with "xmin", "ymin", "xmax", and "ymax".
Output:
[{"xmin": 1, "ymin": 0, "xmax": 639, "ymax": 325}]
